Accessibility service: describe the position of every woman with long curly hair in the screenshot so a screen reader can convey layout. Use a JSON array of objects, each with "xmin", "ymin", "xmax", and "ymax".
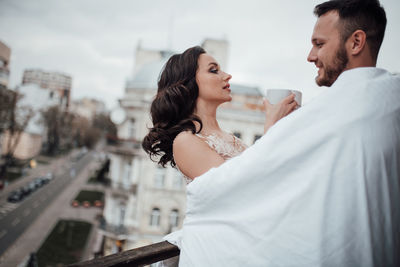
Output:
[
  {"xmin": 143, "ymin": 46, "xmax": 298, "ymax": 267},
  {"xmin": 142, "ymin": 46, "xmax": 297, "ymax": 182}
]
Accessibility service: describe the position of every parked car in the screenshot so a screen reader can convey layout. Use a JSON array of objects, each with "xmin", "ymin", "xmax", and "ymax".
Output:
[
  {"xmin": 41, "ymin": 176, "xmax": 51, "ymax": 184},
  {"xmin": 21, "ymin": 184, "xmax": 32, "ymax": 196},
  {"xmin": 28, "ymin": 181, "xmax": 37, "ymax": 191},
  {"xmin": 33, "ymin": 177, "xmax": 46, "ymax": 188},
  {"xmin": 7, "ymin": 190, "xmax": 24, "ymax": 203},
  {"xmin": 44, "ymin": 172, "xmax": 53, "ymax": 180}
]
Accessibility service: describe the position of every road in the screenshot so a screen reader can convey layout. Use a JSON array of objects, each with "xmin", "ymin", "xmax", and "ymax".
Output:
[{"xmin": 0, "ymin": 151, "xmax": 93, "ymax": 257}]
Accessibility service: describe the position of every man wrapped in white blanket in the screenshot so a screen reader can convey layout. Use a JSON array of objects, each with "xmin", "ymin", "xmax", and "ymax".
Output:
[{"xmin": 177, "ymin": 1, "xmax": 400, "ymax": 266}]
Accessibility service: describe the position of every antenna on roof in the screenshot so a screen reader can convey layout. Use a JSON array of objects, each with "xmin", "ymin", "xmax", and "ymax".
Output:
[{"xmin": 167, "ymin": 13, "xmax": 174, "ymax": 51}]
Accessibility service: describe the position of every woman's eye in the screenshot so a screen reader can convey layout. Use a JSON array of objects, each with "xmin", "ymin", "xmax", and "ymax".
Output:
[
  {"xmin": 316, "ymin": 43, "xmax": 323, "ymax": 48},
  {"xmin": 210, "ymin": 69, "xmax": 218, "ymax": 73}
]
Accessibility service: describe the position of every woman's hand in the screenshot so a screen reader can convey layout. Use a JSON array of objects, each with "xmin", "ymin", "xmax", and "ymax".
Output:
[{"xmin": 263, "ymin": 94, "xmax": 298, "ymax": 133}]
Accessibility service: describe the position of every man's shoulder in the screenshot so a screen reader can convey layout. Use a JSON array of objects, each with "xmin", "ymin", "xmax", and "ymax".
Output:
[{"xmin": 334, "ymin": 67, "xmax": 397, "ymax": 86}]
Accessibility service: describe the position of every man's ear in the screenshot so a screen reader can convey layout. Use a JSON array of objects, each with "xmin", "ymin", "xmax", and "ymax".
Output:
[{"xmin": 347, "ymin": 30, "xmax": 367, "ymax": 56}]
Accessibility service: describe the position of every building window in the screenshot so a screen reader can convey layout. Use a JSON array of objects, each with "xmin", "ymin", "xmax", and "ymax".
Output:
[
  {"xmin": 254, "ymin": 134, "xmax": 262, "ymax": 143},
  {"xmin": 173, "ymin": 170, "xmax": 183, "ymax": 189},
  {"xmin": 233, "ymin": 132, "xmax": 242, "ymax": 139},
  {"xmin": 118, "ymin": 205, "xmax": 126, "ymax": 227},
  {"xmin": 128, "ymin": 118, "xmax": 136, "ymax": 139},
  {"xmin": 169, "ymin": 209, "xmax": 179, "ymax": 228},
  {"xmin": 150, "ymin": 208, "xmax": 161, "ymax": 227},
  {"xmin": 154, "ymin": 166, "xmax": 165, "ymax": 188},
  {"xmin": 123, "ymin": 160, "xmax": 132, "ymax": 189}
]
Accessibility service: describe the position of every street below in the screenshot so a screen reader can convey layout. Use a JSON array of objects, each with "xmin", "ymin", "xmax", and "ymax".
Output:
[{"xmin": 0, "ymin": 151, "xmax": 94, "ymax": 261}]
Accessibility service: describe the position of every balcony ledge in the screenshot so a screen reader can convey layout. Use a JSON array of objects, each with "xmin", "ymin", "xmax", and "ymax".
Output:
[{"xmin": 69, "ymin": 241, "xmax": 179, "ymax": 267}]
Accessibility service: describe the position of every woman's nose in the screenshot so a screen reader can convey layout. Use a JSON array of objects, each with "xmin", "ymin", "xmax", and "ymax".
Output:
[{"xmin": 224, "ymin": 72, "xmax": 232, "ymax": 81}]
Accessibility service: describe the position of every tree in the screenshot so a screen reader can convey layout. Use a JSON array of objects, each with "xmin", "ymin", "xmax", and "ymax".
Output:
[
  {"xmin": 41, "ymin": 106, "xmax": 75, "ymax": 155},
  {"xmin": 41, "ymin": 108, "xmax": 116, "ymax": 154},
  {"xmin": 0, "ymin": 88, "xmax": 16, "ymax": 134},
  {"xmin": 92, "ymin": 113, "xmax": 117, "ymax": 145},
  {"xmin": 72, "ymin": 115, "xmax": 100, "ymax": 149},
  {"xmin": 82, "ymin": 127, "xmax": 101, "ymax": 149},
  {"xmin": 41, "ymin": 107, "xmax": 106, "ymax": 153},
  {"xmin": 92, "ymin": 113, "xmax": 117, "ymax": 137},
  {"xmin": 0, "ymin": 88, "xmax": 33, "ymax": 180}
]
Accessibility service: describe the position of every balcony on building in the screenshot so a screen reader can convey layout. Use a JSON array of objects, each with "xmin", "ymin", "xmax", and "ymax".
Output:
[{"xmin": 98, "ymin": 218, "xmax": 130, "ymax": 241}]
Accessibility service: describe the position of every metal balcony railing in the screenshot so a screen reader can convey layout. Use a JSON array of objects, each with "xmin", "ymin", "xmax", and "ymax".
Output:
[
  {"xmin": 98, "ymin": 221, "xmax": 129, "ymax": 239},
  {"xmin": 108, "ymin": 182, "xmax": 138, "ymax": 195},
  {"xmin": 69, "ymin": 241, "xmax": 179, "ymax": 267}
]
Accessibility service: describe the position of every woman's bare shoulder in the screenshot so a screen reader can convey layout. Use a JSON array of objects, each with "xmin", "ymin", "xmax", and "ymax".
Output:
[
  {"xmin": 173, "ymin": 131, "xmax": 224, "ymax": 179},
  {"xmin": 173, "ymin": 131, "xmax": 203, "ymax": 150}
]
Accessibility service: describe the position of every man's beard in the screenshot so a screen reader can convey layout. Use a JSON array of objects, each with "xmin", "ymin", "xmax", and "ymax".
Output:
[{"xmin": 316, "ymin": 44, "xmax": 348, "ymax": 87}]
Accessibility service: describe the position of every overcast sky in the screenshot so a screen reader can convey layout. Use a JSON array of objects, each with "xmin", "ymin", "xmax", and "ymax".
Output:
[{"xmin": 1, "ymin": 0, "xmax": 399, "ymax": 109}]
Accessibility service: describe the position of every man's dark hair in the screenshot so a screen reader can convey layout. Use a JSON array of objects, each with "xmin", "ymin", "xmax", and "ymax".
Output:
[{"xmin": 314, "ymin": 0, "xmax": 387, "ymax": 61}]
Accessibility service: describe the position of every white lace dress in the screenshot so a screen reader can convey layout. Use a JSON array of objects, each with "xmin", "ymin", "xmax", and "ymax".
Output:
[
  {"xmin": 157, "ymin": 132, "xmax": 247, "ymax": 267},
  {"xmin": 180, "ymin": 132, "xmax": 247, "ymax": 184}
]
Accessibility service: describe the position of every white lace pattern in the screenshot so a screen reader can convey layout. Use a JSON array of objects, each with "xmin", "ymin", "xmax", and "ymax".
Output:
[{"xmin": 177, "ymin": 133, "xmax": 247, "ymax": 184}]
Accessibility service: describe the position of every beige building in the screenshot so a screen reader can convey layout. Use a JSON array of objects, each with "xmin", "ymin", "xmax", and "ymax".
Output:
[
  {"xmin": 1, "ymin": 84, "xmax": 60, "ymax": 160},
  {"xmin": 0, "ymin": 40, "xmax": 11, "ymax": 89},
  {"xmin": 70, "ymin": 98, "xmax": 106, "ymax": 121},
  {"xmin": 22, "ymin": 69, "xmax": 72, "ymax": 109},
  {"xmin": 98, "ymin": 39, "xmax": 264, "ymax": 256},
  {"xmin": 1, "ymin": 131, "xmax": 42, "ymax": 160}
]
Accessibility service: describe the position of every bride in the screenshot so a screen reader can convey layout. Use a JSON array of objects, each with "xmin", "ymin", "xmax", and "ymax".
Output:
[
  {"xmin": 142, "ymin": 46, "xmax": 298, "ymax": 266},
  {"xmin": 142, "ymin": 46, "xmax": 298, "ymax": 183}
]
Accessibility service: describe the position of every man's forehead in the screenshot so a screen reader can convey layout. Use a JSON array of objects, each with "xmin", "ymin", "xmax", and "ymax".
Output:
[
  {"xmin": 312, "ymin": 11, "xmax": 340, "ymax": 39},
  {"xmin": 315, "ymin": 11, "xmax": 340, "ymax": 30}
]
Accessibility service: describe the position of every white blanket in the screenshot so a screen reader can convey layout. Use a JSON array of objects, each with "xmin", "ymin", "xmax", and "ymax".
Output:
[{"xmin": 178, "ymin": 67, "xmax": 400, "ymax": 267}]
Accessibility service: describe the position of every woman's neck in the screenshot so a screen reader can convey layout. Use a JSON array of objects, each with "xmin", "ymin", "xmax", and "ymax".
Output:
[{"xmin": 194, "ymin": 100, "xmax": 222, "ymax": 134}]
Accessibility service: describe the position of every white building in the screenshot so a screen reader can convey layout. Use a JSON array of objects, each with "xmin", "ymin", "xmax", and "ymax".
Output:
[
  {"xmin": 22, "ymin": 69, "xmax": 72, "ymax": 109},
  {"xmin": 99, "ymin": 39, "xmax": 264, "ymax": 255},
  {"xmin": 202, "ymin": 39, "xmax": 229, "ymax": 71}
]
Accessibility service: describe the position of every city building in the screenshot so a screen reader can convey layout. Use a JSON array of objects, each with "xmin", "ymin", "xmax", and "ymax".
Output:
[
  {"xmin": 22, "ymin": 69, "xmax": 72, "ymax": 109},
  {"xmin": 0, "ymin": 40, "xmax": 12, "ymax": 159},
  {"xmin": 70, "ymin": 98, "xmax": 107, "ymax": 121},
  {"xmin": 98, "ymin": 39, "xmax": 264, "ymax": 255},
  {"xmin": 1, "ymin": 84, "xmax": 59, "ymax": 160},
  {"xmin": 0, "ymin": 40, "xmax": 11, "ymax": 90},
  {"xmin": 201, "ymin": 38, "xmax": 229, "ymax": 71}
]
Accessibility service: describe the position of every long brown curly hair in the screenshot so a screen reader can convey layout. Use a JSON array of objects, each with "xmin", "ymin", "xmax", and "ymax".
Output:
[{"xmin": 142, "ymin": 46, "xmax": 206, "ymax": 167}]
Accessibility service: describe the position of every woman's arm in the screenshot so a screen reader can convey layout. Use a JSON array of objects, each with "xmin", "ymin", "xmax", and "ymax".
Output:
[
  {"xmin": 173, "ymin": 131, "xmax": 225, "ymax": 180},
  {"xmin": 263, "ymin": 94, "xmax": 298, "ymax": 133}
]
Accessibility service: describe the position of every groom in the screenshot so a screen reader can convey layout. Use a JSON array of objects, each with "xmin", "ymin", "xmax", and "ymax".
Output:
[
  {"xmin": 307, "ymin": 0, "xmax": 386, "ymax": 87},
  {"xmin": 178, "ymin": 0, "xmax": 399, "ymax": 266}
]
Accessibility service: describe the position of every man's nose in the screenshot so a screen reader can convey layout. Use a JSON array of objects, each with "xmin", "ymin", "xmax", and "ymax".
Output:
[{"xmin": 307, "ymin": 48, "xmax": 317, "ymax": 62}]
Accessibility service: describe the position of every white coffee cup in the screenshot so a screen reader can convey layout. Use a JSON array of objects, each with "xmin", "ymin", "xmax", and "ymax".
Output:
[{"xmin": 264, "ymin": 89, "xmax": 302, "ymax": 106}]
